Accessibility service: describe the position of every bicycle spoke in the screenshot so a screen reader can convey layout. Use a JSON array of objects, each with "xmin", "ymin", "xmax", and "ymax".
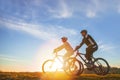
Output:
[
  {"xmin": 93, "ymin": 58, "xmax": 110, "ymax": 75},
  {"xmin": 42, "ymin": 60, "xmax": 57, "ymax": 73},
  {"xmin": 64, "ymin": 58, "xmax": 84, "ymax": 76}
]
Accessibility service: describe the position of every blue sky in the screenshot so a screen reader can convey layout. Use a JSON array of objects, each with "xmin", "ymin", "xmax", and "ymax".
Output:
[{"xmin": 0, "ymin": 0, "xmax": 120, "ymax": 72}]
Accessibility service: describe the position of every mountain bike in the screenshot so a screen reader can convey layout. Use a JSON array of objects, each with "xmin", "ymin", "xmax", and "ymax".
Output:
[
  {"xmin": 42, "ymin": 52, "xmax": 82, "ymax": 75},
  {"xmin": 69, "ymin": 50, "xmax": 110, "ymax": 76}
]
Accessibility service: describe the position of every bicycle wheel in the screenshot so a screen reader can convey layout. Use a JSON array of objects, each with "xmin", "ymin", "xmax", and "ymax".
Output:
[
  {"xmin": 93, "ymin": 58, "xmax": 110, "ymax": 75},
  {"xmin": 64, "ymin": 58, "xmax": 84, "ymax": 76},
  {"xmin": 42, "ymin": 60, "xmax": 57, "ymax": 73}
]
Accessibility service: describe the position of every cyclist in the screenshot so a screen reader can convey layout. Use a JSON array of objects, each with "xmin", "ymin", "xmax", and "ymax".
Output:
[
  {"xmin": 54, "ymin": 37, "xmax": 74, "ymax": 60},
  {"xmin": 75, "ymin": 30, "xmax": 98, "ymax": 62}
]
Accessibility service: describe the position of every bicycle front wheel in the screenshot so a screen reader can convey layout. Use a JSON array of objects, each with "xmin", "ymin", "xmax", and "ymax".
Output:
[
  {"xmin": 42, "ymin": 60, "xmax": 57, "ymax": 73},
  {"xmin": 64, "ymin": 58, "xmax": 84, "ymax": 76},
  {"xmin": 93, "ymin": 58, "xmax": 110, "ymax": 75}
]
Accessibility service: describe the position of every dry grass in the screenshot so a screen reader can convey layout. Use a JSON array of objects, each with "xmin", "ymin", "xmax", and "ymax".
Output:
[{"xmin": 0, "ymin": 72, "xmax": 120, "ymax": 80}]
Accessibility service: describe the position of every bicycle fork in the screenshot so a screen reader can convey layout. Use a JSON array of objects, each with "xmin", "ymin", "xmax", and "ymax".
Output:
[{"xmin": 49, "ymin": 61, "xmax": 54, "ymax": 68}]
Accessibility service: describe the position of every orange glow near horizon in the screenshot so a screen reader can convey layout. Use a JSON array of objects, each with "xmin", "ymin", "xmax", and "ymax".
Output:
[
  {"xmin": 0, "ymin": 39, "xmax": 120, "ymax": 72},
  {"xmin": 34, "ymin": 39, "xmax": 65, "ymax": 72},
  {"xmin": 0, "ymin": 39, "xmax": 66, "ymax": 72},
  {"xmin": 43, "ymin": 59, "xmax": 63, "ymax": 72}
]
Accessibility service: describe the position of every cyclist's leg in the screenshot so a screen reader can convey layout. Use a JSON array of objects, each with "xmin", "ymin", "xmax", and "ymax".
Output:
[
  {"xmin": 63, "ymin": 53, "xmax": 69, "ymax": 65},
  {"xmin": 63, "ymin": 52, "xmax": 72, "ymax": 60},
  {"xmin": 85, "ymin": 47, "xmax": 93, "ymax": 61},
  {"xmin": 63, "ymin": 52, "xmax": 72, "ymax": 69},
  {"xmin": 91, "ymin": 46, "xmax": 98, "ymax": 58},
  {"xmin": 85, "ymin": 46, "xmax": 98, "ymax": 61}
]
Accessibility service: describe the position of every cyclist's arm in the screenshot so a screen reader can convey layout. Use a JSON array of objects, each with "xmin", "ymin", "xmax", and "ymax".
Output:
[
  {"xmin": 75, "ymin": 39, "xmax": 84, "ymax": 51},
  {"xmin": 54, "ymin": 44, "xmax": 65, "ymax": 53}
]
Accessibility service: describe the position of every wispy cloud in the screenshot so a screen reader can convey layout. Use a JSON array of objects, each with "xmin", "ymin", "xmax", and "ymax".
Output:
[
  {"xmin": 0, "ymin": 55, "xmax": 22, "ymax": 62},
  {"xmin": 48, "ymin": 0, "xmax": 73, "ymax": 19},
  {"xmin": 117, "ymin": 5, "xmax": 120, "ymax": 13},
  {"xmin": 83, "ymin": 0, "xmax": 109, "ymax": 18},
  {"xmin": 1, "ymin": 0, "xmax": 120, "ymax": 20},
  {"xmin": 53, "ymin": 0, "xmax": 120, "ymax": 18},
  {"xmin": 86, "ymin": 9, "xmax": 96, "ymax": 18},
  {"xmin": 0, "ymin": 54, "xmax": 36, "ymax": 72},
  {"xmin": 0, "ymin": 17, "xmax": 77, "ymax": 40},
  {"xmin": 98, "ymin": 41, "xmax": 116, "ymax": 53},
  {"xmin": 30, "ymin": 0, "xmax": 120, "ymax": 19},
  {"xmin": 99, "ymin": 44, "xmax": 115, "ymax": 52},
  {"xmin": 84, "ymin": 0, "xmax": 120, "ymax": 18}
]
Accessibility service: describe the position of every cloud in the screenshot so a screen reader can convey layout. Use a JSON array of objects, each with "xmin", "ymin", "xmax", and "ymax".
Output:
[
  {"xmin": 0, "ymin": 54, "xmax": 22, "ymax": 62},
  {"xmin": 84, "ymin": 0, "xmax": 108, "ymax": 18},
  {"xmin": 24, "ymin": 0, "xmax": 120, "ymax": 19},
  {"xmin": 0, "ymin": 54, "xmax": 36, "ymax": 72},
  {"xmin": 85, "ymin": 0, "xmax": 120, "ymax": 18},
  {"xmin": 1, "ymin": 0, "xmax": 120, "ymax": 20},
  {"xmin": 0, "ymin": 17, "xmax": 77, "ymax": 40},
  {"xmin": 98, "ymin": 41, "xmax": 116, "ymax": 53},
  {"xmin": 48, "ymin": 0, "xmax": 73, "ymax": 19},
  {"xmin": 54, "ymin": 0, "xmax": 120, "ymax": 18},
  {"xmin": 99, "ymin": 44, "xmax": 115, "ymax": 52},
  {"xmin": 86, "ymin": 9, "xmax": 96, "ymax": 18},
  {"xmin": 117, "ymin": 5, "xmax": 120, "ymax": 13}
]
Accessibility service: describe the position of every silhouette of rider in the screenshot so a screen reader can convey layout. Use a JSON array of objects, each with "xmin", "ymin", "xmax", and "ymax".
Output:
[
  {"xmin": 75, "ymin": 30, "xmax": 98, "ymax": 61},
  {"xmin": 54, "ymin": 37, "xmax": 74, "ymax": 60}
]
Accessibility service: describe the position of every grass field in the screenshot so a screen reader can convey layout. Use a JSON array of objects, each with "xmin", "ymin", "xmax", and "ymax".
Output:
[{"xmin": 0, "ymin": 72, "xmax": 120, "ymax": 80}]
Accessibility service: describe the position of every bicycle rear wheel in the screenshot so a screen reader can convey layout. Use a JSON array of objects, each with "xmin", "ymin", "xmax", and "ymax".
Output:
[
  {"xmin": 42, "ymin": 60, "xmax": 57, "ymax": 73},
  {"xmin": 93, "ymin": 58, "xmax": 110, "ymax": 75},
  {"xmin": 64, "ymin": 58, "xmax": 84, "ymax": 76}
]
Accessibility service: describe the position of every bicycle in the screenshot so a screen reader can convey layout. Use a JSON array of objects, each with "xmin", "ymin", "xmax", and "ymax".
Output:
[
  {"xmin": 68, "ymin": 50, "xmax": 110, "ymax": 76},
  {"xmin": 42, "ymin": 52, "xmax": 81, "ymax": 75}
]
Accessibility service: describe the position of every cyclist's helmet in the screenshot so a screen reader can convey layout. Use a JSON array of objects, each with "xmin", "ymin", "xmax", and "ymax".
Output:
[
  {"xmin": 81, "ymin": 30, "xmax": 87, "ymax": 34},
  {"xmin": 61, "ymin": 36, "xmax": 68, "ymax": 42}
]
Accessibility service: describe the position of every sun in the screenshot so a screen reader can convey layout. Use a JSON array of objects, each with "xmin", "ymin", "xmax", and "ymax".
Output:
[
  {"xmin": 35, "ymin": 39, "xmax": 67, "ymax": 72},
  {"xmin": 43, "ymin": 58, "xmax": 63, "ymax": 72},
  {"xmin": 53, "ymin": 59, "xmax": 63, "ymax": 70}
]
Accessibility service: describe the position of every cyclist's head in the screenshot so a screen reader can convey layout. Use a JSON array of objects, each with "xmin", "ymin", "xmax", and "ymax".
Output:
[
  {"xmin": 80, "ymin": 30, "xmax": 87, "ymax": 36},
  {"xmin": 61, "ymin": 37, "xmax": 68, "ymax": 42}
]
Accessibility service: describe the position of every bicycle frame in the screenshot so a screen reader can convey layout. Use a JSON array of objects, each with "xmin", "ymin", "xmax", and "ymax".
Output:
[
  {"xmin": 68, "ymin": 50, "xmax": 110, "ymax": 75},
  {"xmin": 51, "ymin": 53, "xmax": 64, "ymax": 68},
  {"xmin": 75, "ymin": 50, "xmax": 96, "ymax": 64},
  {"xmin": 54, "ymin": 55, "xmax": 63, "ymax": 63}
]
